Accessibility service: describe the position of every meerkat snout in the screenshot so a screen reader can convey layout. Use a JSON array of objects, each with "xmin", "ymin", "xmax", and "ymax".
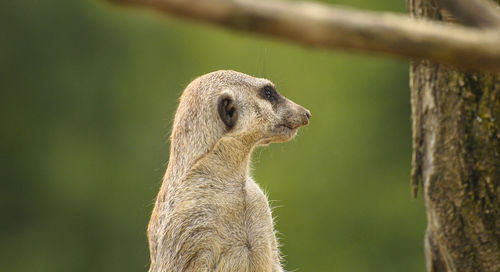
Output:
[
  {"xmin": 283, "ymin": 102, "xmax": 311, "ymax": 129},
  {"xmin": 305, "ymin": 109, "xmax": 312, "ymax": 120},
  {"xmin": 265, "ymin": 93, "xmax": 311, "ymax": 143}
]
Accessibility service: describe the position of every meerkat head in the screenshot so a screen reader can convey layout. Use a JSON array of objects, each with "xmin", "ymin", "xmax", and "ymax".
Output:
[
  {"xmin": 215, "ymin": 71, "xmax": 310, "ymax": 145},
  {"xmin": 168, "ymin": 70, "xmax": 310, "ymax": 177}
]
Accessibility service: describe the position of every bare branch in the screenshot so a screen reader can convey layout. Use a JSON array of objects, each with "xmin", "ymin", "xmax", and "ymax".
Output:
[
  {"xmin": 437, "ymin": 0, "xmax": 500, "ymax": 28},
  {"xmin": 109, "ymin": 0, "xmax": 500, "ymax": 72}
]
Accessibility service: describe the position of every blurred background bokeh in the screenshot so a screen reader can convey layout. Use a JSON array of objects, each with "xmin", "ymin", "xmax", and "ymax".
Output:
[{"xmin": 1, "ymin": 0, "xmax": 426, "ymax": 271}]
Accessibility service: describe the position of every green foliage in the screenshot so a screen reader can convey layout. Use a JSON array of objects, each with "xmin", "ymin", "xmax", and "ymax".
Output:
[{"xmin": 0, "ymin": 0, "xmax": 424, "ymax": 271}]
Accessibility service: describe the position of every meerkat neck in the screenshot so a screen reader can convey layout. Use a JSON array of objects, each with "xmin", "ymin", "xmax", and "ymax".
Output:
[
  {"xmin": 187, "ymin": 133, "xmax": 257, "ymax": 183},
  {"xmin": 164, "ymin": 133, "xmax": 256, "ymax": 185},
  {"xmin": 209, "ymin": 135, "xmax": 255, "ymax": 174},
  {"xmin": 164, "ymin": 128, "xmax": 221, "ymax": 183}
]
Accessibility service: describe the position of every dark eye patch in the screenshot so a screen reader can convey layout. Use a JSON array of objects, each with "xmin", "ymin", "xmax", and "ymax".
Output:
[{"xmin": 260, "ymin": 85, "xmax": 278, "ymax": 103}]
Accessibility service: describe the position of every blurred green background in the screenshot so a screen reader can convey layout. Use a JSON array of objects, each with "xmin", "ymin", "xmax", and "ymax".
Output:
[{"xmin": 1, "ymin": 0, "xmax": 426, "ymax": 271}]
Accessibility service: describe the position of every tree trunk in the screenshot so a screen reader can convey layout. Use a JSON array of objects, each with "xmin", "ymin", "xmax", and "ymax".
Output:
[{"xmin": 408, "ymin": 1, "xmax": 500, "ymax": 271}]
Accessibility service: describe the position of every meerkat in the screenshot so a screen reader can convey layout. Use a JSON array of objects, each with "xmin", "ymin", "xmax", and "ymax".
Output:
[{"xmin": 147, "ymin": 70, "xmax": 311, "ymax": 272}]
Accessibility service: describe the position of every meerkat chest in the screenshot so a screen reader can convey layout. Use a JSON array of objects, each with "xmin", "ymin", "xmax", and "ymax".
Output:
[
  {"xmin": 242, "ymin": 178, "xmax": 276, "ymax": 240},
  {"xmin": 150, "ymin": 173, "xmax": 280, "ymax": 271},
  {"xmin": 207, "ymin": 178, "xmax": 277, "ymax": 271},
  {"xmin": 215, "ymin": 177, "xmax": 277, "ymax": 260}
]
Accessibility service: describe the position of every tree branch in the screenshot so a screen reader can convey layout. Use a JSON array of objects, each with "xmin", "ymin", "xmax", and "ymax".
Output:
[
  {"xmin": 109, "ymin": 0, "xmax": 500, "ymax": 72},
  {"xmin": 437, "ymin": 0, "xmax": 500, "ymax": 28}
]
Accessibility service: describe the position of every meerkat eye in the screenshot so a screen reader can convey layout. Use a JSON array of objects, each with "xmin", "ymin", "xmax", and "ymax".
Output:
[
  {"xmin": 264, "ymin": 89, "xmax": 272, "ymax": 98},
  {"xmin": 260, "ymin": 85, "xmax": 276, "ymax": 102}
]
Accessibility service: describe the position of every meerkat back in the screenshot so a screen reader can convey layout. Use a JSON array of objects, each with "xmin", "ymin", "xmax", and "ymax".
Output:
[{"xmin": 147, "ymin": 70, "xmax": 310, "ymax": 272}]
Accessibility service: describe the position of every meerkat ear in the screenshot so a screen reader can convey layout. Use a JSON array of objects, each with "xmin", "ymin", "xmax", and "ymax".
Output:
[{"xmin": 218, "ymin": 95, "xmax": 238, "ymax": 129}]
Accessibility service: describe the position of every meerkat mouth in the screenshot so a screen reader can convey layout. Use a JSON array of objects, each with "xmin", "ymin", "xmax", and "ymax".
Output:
[
  {"xmin": 281, "ymin": 123, "xmax": 303, "ymax": 130},
  {"xmin": 276, "ymin": 124, "xmax": 299, "ymax": 138},
  {"xmin": 279, "ymin": 124, "xmax": 296, "ymax": 130}
]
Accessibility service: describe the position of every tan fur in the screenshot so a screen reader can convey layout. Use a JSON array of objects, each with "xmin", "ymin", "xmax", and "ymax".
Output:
[{"xmin": 148, "ymin": 70, "xmax": 310, "ymax": 272}]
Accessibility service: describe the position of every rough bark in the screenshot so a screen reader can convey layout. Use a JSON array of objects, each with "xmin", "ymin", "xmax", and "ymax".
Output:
[
  {"xmin": 108, "ymin": 0, "xmax": 500, "ymax": 72},
  {"xmin": 409, "ymin": 0, "xmax": 500, "ymax": 271}
]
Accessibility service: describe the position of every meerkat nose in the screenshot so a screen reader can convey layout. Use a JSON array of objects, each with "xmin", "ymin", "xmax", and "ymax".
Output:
[
  {"xmin": 305, "ymin": 110, "xmax": 311, "ymax": 119},
  {"xmin": 301, "ymin": 109, "xmax": 311, "ymax": 126}
]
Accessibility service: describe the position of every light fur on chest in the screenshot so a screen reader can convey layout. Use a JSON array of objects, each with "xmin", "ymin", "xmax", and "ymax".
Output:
[{"xmin": 149, "ymin": 175, "xmax": 280, "ymax": 272}]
